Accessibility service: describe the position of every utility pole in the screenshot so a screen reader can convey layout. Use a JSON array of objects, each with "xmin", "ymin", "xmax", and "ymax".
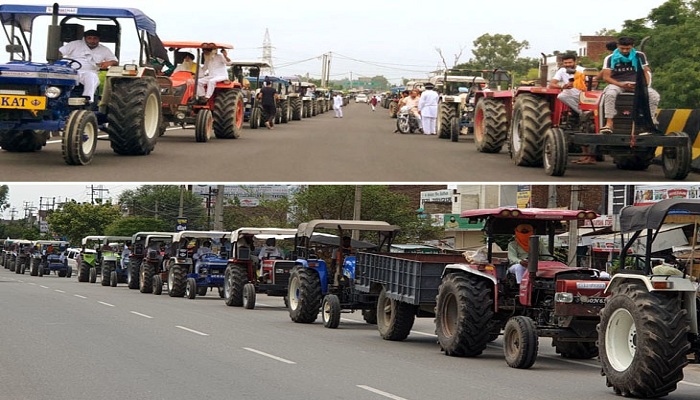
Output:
[
  {"xmin": 9, "ymin": 207, "xmax": 17, "ymax": 221},
  {"xmin": 87, "ymin": 185, "xmax": 110, "ymax": 204},
  {"xmin": 154, "ymin": 200, "xmax": 159, "ymax": 220},
  {"xmin": 352, "ymin": 186, "xmax": 362, "ymax": 240},
  {"xmin": 568, "ymin": 185, "xmax": 580, "ymax": 267},
  {"xmin": 321, "ymin": 53, "xmax": 327, "ymax": 88},
  {"xmin": 213, "ymin": 184, "xmax": 225, "ymax": 230},
  {"xmin": 178, "ymin": 185, "xmax": 185, "ymax": 217}
]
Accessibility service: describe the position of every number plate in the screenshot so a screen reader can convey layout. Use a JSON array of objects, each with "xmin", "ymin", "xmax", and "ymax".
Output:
[{"xmin": 0, "ymin": 95, "xmax": 46, "ymax": 110}]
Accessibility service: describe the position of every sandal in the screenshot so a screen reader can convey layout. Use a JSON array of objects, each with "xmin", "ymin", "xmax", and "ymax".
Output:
[
  {"xmin": 599, "ymin": 126, "xmax": 613, "ymax": 134},
  {"xmin": 573, "ymin": 157, "xmax": 596, "ymax": 165}
]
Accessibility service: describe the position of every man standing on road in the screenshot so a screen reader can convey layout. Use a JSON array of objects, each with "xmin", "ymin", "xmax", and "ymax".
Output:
[
  {"xmin": 58, "ymin": 29, "xmax": 118, "ymax": 103},
  {"xmin": 333, "ymin": 92, "xmax": 344, "ymax": 118},
  {"xmin": 257, "ymin": 78, "xmax": 279, "ymax": 129},
  {"xmin": 369, "ymin": 95, "xmax": 378, "ymax": 111},
  {"xmin": 418, "ymin": 82, "xmax": 439, "ymax": 135}
]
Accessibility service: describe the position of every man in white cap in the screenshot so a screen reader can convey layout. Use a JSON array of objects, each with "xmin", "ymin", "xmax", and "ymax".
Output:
[
  {"xmin": 418, "ymin": 82, "xmax": 439, "ymax": 135},
  {"xmin": 59, "ymin": 29, "xmax": 118, "ymax": 103}
]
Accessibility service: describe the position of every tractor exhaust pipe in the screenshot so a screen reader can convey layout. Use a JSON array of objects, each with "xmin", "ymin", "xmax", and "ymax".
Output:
[
  {"xmin": 528, "ymin": 235, "xmax": 540, "ymax": 280},
  {"xmin": 539, "ymin": 53, "xmax": 548, "ymax": 88},
  {"xmin": 46, "ymin": 3, "xmax": 61, "ymax": 63}
]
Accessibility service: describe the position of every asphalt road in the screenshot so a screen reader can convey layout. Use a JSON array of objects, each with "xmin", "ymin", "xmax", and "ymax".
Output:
[
  {"xmin": 1, "ymin": 103, "xmax": 695, "ymax": 182},
  {"xmin": 2, "ymin": 267, "xmax": 700, "ymax": 400}
]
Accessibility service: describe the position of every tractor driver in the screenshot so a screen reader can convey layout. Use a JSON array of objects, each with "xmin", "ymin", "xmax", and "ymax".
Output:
[
  {"xmin": 549, "ymin": 54, "xmax": 586, "ymax": 117},
  {"xmin": 330, "ymin": 236, "xmax": 354, "ymax": 275},
  {"xmin": 507, "ymin": 224, "xmax": 551, "ymax": 284},
  {"xmin": 258, "ymin": 238, "xmax": 283, "ymax": 260},
  {"xmin": 58, "ymin": 29, "xmax": 118, "ymax": 103}
]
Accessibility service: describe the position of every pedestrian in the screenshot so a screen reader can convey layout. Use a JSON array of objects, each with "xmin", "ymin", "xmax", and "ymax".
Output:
[
  {"xmin": 58, "ymin": 29, "xmax": 118, "ymax": 103},
  {"xmin": 333, "ymin": 92, "xmax": 344, "ymax": 118},
  {"xmin": 256, "ymin": 78, "xmax": 279, "ymax": 129},
  {"xmin": 418, "ymin": 82, "xmax": 439, "ymax": 135},
  {"xmin": 369, "ymin": 95, "xmax": 378, "ymax": 111}
]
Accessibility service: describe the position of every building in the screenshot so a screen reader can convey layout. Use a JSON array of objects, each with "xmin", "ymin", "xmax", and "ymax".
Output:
[{"xmin": 577, "ymin": 35, "xmax": 617, "ymax": 62}]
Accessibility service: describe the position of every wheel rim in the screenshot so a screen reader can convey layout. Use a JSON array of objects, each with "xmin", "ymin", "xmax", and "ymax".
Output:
[
  {"xmin": 289, "ymin": 275, "xmax": 300, "ymax": 310},
  {"xmin": 322, "ymin": 298, "xmax": 331, "ymax": 322},
  {"xmin": 505, "ymin": 326, "xmax": 520, "ymax": 356},
  {"xmin": 543, "ymin": 133, "xmax": 554, "ymax": 170},
  {"xmin": 168, "ymin": 268, "xmax": 174, "ymax": 290},
  {"xmin": 380, "ymin": 296, "xmax": 392, "ymax": 329},
  {"xmin": 606, "ymin": 308, "xmax": 636, "ymax": 372},
  {"xmin": 235, "ymin": 99, "xmax": 244, "ymax": 129},
  {"xmin": 81, "ymin": 120, "xmax": 96, "ymax": 155},
  {"xmin": 440, "ymin": 293, "xmax": 458, "ymax": 338},
  {"xmin": 474, "ymin": 106, "xmax": 484, "ymax": 143},
  {"xmin": 144, "ymin": 92, "xmax": 160, "ymax": 140},
  {"xmin": 511, "ymin": 109, "xmax": 523, "ymax": 153},
  {"xmin": 224, "ymin": 271, "xmax": 232, "ymax": 298}
]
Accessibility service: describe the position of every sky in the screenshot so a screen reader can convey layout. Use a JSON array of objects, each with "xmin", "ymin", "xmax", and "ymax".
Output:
[{"xmin": 0, "ymin": 0, "xmax": 668, "ymax": 84}]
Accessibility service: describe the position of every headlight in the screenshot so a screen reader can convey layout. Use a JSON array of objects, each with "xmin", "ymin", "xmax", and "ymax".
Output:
[
  {"xmin": 555, "ymin": 292, "xmax": 573, "ymax": 303},
  {"xmin": 199, "ymin": 268, "xmax": 208, "ymax": 275},
  {"xmin": 45, "ymin": 86, "xmax": 61, "ymax": 98}
]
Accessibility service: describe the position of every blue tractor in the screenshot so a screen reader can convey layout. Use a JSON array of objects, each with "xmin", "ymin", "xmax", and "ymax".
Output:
[
  {"xmin": 287, "ymin": 220, "xmax": 400, "ymax": 329},
  {"xmin": 0, "ymin": 4, "xmax": 167, "ymax": 165},
  {"xmin": 30, "ymin": 240, "xmax": 70, "ymax": 277}
]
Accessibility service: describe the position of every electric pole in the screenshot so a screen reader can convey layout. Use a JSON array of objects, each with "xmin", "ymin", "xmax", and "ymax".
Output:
[
  {"xmin": 87, "ymin": 185, "xmax": 110, "ymax": 204},
  {"xmin": 568, "ymin": 185, "xmax": 580, "ymax": 267},
  {"xmin": 352, "ymin": 186, "xmax": 362, "ymax": 240},
  {"xmin": 213, "ymin": 184, "xmax": 225, "ymax": 230}
]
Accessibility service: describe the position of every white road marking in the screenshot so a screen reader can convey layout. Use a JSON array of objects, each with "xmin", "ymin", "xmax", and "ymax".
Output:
[
  {"xmin": 74, "ymin": 294, "xmax": 87, "ymax": 299},
  {"xmin": 243, "ymin": 347, "xmax": 296, "ymax": 364},
  {"xmin": 39, "ymin": 285, "xmax": 49, "ymax": 289},
  {"xmin": 130, "ymin": 311, "xmax": 153, "ymax": 319},
  {"xmin": 98, "ymin": 301, "xmax": 115, "ymax": 307},
  {"xmin": 680, "ymin": 381, "xmax": 700, "ymax": 387},
  {"xmin": 28, "ymin": 282, "xmax": 36, "ymax": 285},
  {"xmin": 176, "ymin": 326, "xmax": 209, "ymax": 336},
  {"xmin": 54, "ymin": 289, "xmax": 65, "ymax": 293},
  {"xmin": 357, "ymin": 385, "xmax": 408, "ymax": 400},
  {"xmin": 410, "ymin": 330, "xmax": 436, "ymax": 337}
]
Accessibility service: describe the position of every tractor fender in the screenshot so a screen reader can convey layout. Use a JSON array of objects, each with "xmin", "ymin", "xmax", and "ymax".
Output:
[
  {"xmin": 442, "ymin": 263, "xmax": 497, "ymax": 285},
  {"xmin": 295, "ymin": 258, "xmax": 328, "ymax": 294}
]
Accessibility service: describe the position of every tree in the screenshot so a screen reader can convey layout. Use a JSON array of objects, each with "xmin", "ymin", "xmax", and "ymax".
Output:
[
  {"xmin": 46, "ymin": 201, "xmax": 122, "ymax": 244},
  {"xmin": 0, "ymin": 185, "xmax": 8, "ymax": 212},
  {"xmin": 470, "ymin": 33, "xmax": 530, "ymax": 70},
  {"xmin": 118, "ymin": 185, "xmax": 206, "ymax": 231},
  {"xmin": 104, "ymin": 216, "xmax": 171, "ymax": 237},
  {"xmin": 370, "ymin": 75, "xmax": 390, "ymax": 90},
  {"xmin": 223, "ymin": 197, "xmax": 292, "ymax": 230}
]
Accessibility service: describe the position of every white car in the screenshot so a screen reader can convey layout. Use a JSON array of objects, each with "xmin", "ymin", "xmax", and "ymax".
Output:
[{"xmin": 355, "ymin": 93, "xmax": 368, "ymax": 103}]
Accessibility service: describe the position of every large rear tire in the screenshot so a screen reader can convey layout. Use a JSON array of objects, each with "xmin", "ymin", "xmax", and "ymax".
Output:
[
  {"xmin": 213, "ymin": 90, "xmax": 243, "ymax": 139},
  {"xmin": 503, "ymin": 316, "xmax": 539, "ymax": 369},
  {"xmin": 224, "ymin": 264, "xmax": 247, "ymax": 307},
  {"xmin": 288, "ymin": 266, "xmax": 322, "ymax": 323},
  {"xmin": 376, "ymin": 286, "xmax": 416, "ymax": 341},
  {"xmin": 662, "ymin": 131, "xmax": 692, "ymax": 180},
  {"xmin": 435, "ymin": 273, "xmax": 494, "ymax": 356},
  {"xmin": 78, "ymin": 261, "xmax": 90, "ymax": 282},
  {"xmin": 543, "ymin": 127, "xmax": 568, "ymax": 177},
  {"xmin": 194, "ymin": 109, "xmax": 213, "ymax": 143},
  {"xmin": 509, "ymin": 94, "xmax": 551, "ymax": 166},
  {"xmin": 62, "ymin": 110, "xmax": 98, "ymax": 165},
  {"xmin": 598, "ymin": 282, "xmax": 689, "ymax": 398},
  {"xmin": 106, "ymin": 77, "xmax": 161, "ymax": 156},
  {"xmin": 474, "ymin": 99, "xmax": 508, "ymax": 153},
  {"xmin": 291, "ymin": 97, "xmax": 302, "ymax": 121}
]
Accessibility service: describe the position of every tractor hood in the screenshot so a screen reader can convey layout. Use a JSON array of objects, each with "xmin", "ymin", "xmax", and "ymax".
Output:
[
  {"xmin": 534, "ymin": 261, "xmax": 577, "ymax": 279},
  {"xmin": 0, "ymin": 61, "xmax": 78, "ymax": 86}
]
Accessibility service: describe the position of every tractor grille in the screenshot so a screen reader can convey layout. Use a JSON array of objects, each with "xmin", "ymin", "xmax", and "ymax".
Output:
[{"xmin": 273, "ymin": 262, "xmax": 294, "ymax": 286}]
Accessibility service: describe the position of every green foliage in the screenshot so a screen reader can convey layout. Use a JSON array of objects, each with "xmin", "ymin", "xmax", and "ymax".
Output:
[
  {"xmin": 0, "ymin": 222, "xmax": 40, "ymax": 240},
  {"xmin": 0, "ymin": 185, "xmax": 8, "ymax": 211},
  {"xmin": 454, "ymin": 33, "xmax": 538, "ymax": 84},
  {"xmin": 118, "ymin": 185, "xmax": 207, "ymax": 230},
  {"xmin": 103, "ymin": 216, "xmax": 171, "ymax": 237},
  {"xmin": 46, "ymin": 201, "xmax": 122, "ymax": 244},
  {"xmin": 223, "ymin": 197, "xmax": 292, "ymax": 230}
]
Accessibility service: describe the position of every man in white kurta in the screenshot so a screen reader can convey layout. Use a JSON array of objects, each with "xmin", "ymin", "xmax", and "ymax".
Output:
[
  {"xmin": 58, "ymin": 30, "xmax": 118, "ymax": 103},
  {"xmin": 197, "ymin": 46, "xmax": 232, "ymax": 100},
  {"xmin": 333, "ymin": 93, "xmax": 344, "ymax": 118},
  {"xmin": 418, "ymin": 83, "xmax": 439, "ymax": 135}
]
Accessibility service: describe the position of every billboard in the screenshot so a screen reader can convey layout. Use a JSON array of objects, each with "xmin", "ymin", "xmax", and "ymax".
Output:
[
  {"xmin": 441, "ymin": 214, "xmax": 485, "ymax": 230},
  {"xmin": 634, "ymin": 185, "xmax": 700, "ymax": 205}
]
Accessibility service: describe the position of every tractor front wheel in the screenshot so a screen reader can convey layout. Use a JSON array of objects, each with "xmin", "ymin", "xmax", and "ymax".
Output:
[
  {"xmin": 243, "ymin": 283, "xmax": 256, "ymax": 309},
  {"xmin": 62, "ymin": 110, "xmax": 98, "ymax": 165},
  {"xmin": 543, "ymin": 127, "xmax": 568, "ymax": 177},
  {"xmin": 322, "ymin": 294, "xmax": 341, "ymax": 329},
  {"xmin": 194, "ymin": 109, "xmax": 213, "ymax": 143},
  {"xmin": 503, "ymin": 316, "xmax": 538, "ymax": 369}
]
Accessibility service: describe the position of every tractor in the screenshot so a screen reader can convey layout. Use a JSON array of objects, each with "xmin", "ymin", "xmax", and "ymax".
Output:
[
  {"xmin": 432, "ymin": 70, "xmax": 488, "ymax": 142},
  {"xmin": 598, "ymin": 199, "xmax": 700, "ymax": 398},
  {"xmin": 0, "ymin": 4, "xmax": 166, "ymax": 165},
  {"xmin": 222, "ymin": 227, "xmax": 297, "ymax": 309},
  {"xmin": 159, "ymin": 41, "xmax": 244, "ymax": 142},
  {"xmin": 280, "ymin": 75, "xmax": 303, "ymax": 121},
  {"xmin": 30, "ymin": 240, "xmax": 70, "ymax": 277},
  {"xmin": 246, "ymin": 76, "xmax": 293, "ymax": 126},
  {"xmin": 77, "ymin": 235, "xmax": 129, "ymax": 284},
  {"xmin": 289, "ymin": 81, "xmax": 316, "ymax": 119},
  {"xmin": 228, "ymin": 61, "xmax": 271, "ymax": 129},
  {"xmin": 161, "ymin": 230, "xmax": 229, "ymax": 298},
  {"xmin": 287, "ymin": 220, "xmax": 400, "ymax": 329},
  {"xmin": 126, "ymin": 232, "xmax": 174, "ymax": 292},
  {"xmin": 8, "ymin": 239, "xmax": 33, "ymax": 274}
]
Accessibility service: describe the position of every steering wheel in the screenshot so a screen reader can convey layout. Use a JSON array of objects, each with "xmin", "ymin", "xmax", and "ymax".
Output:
[{"xmin": 61, "ymin": 58, "xmax": 82, "ymax": 70}]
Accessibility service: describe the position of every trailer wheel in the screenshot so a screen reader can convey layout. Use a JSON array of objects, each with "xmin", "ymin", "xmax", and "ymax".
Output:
[
  {"xmin": 167, "ymin": 264, "xmax": 186, "ymax": 297},
  {"xmin": 106, "ymin": 77, "xmax": 160, "ymax": 155},
  {"xmin": 598, "ymin": 282, "xmax": 689, "ymax": 398},
  {"xmin": 110, "ymin": 271, "xmax": 118, "ymax": 287},
  {"xmin": 88, "ymin": 267, "xmax": 97, "ymax": 283},
  {"xmin": 127, "ymin": 261, "xmax": 139, "ymax": 289},
  {"xmin": 194, "ymin": 109, "xmax": 213, "ymax": 143},
  {"xmin": 662, "ymin": 131, "xmax": 692, "ymax": 180},
  {"xmin": 243, "ymin": 283, "xmax": 256, "ymax": 309},
  {"xmin": 362, "ymin": 308, "xmax": 377, "ymax": 325},
  {"xmin": 543, "ymin": 127, "xmax": 568, "ymax": 177},
  {"xmin": 509, "ymin": 94, "xmax": 551, "ymax": 166},
  {"xmin": 224, "ymin": 264, "xmax": 247, "ymax": 306},
  {"xmin": 62, "ymin": 110, "xmax": 98, "ymax": 165},
  {"xmin": 288, "ymin": 266, "xmax": 322, "ymax": 323},
  {"xmin": 153, "ymin": 274, "xmax": 163, "ymax": 295},
  {"xmin": 503, "ymin": 316, "xmax": 538, "ymax": 369},
  {"xmin": 321, "ymin": 294, "xmax": 341, "ymax": 329},
  {"xmin": 474, "ymin": 98, "xmax": 508, "ymax": 153},
  {"xmin": 435, "ymin": 273, "xmax": 494, "ymax": 356},
  {"xmin": 78, "ymin": 261, "xmax": 90, "ymax": 282},
  {"xmin": 377, "ymin": 286, "xmax": 416, "ymax": 341},
  {"xmin": 185, "ymin": 277, "xmax": 197, "ymax": 299},
  {"xmin": 139, "ymin": 262, "xmax": 154, "ymax": 294},
  {"xmin": 554, "ymin": 341, "xmax": 598, "ymax": 359}
]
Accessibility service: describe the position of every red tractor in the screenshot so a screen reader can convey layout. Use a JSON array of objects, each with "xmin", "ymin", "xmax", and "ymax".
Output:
[{"xmin": 157, "ymin": 41, "xmax": 244, "ymax": 142}]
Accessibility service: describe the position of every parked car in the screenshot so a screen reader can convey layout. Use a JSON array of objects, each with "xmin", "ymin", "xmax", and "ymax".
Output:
[{"xmin": 355, "ymin": 93, "xmax": 368, "ymax": 103}]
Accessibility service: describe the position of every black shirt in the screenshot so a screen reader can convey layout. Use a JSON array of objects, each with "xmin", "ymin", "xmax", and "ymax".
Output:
[{"xmin": 260, "ymin": 86, "xmax": 277, "ymax": 107}]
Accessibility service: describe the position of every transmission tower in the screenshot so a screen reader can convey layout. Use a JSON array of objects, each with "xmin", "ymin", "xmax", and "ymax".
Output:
[{"xmin": 261, "ymin": 28, "xmax": 275, "ymax": 76}]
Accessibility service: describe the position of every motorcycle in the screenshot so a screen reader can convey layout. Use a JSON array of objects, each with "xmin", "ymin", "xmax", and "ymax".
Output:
[{"xmin": 396, "ymin": 105, "xmax": 422, "ymax": 134}]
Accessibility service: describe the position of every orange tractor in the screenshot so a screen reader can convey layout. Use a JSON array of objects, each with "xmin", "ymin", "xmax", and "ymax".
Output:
[{"xmin": 157, "ymin": 41, "xmax": 244, "ymax": 142}]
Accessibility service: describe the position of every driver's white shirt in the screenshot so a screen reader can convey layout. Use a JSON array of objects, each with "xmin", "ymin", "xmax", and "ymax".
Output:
[
  {"xmin": 58, "ymin": 40, "xmax": 118, "ymax": 72},
  {"xmin": 258, "ymin": 246, "xmax": 282, "ymax": 259}
]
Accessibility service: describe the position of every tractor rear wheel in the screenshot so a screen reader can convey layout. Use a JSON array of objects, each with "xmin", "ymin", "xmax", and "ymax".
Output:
[
  {"xmin": 62, "ymin": 110, "xmax": 98, "ymax": 165},
  {"xmin": 153, "ymin": 274, "xmax": 163, "ymax": 295},
  {"xmin": 598, "ymin": 282, "xmax": 689, "ymax": 398},
  {"xmin": 213, "ymin": 90, "xmax": 243, "ymax": 139},
  {"xmin": 543, "ymin": 127, "xmax": 568, "ymax": 177},
  {"xmin": 78, "ymin": 261, "xmax": 90, "ymax": 282},
  {"xmin": 322, "ymin": 294, "xmax": 341, "ymax": 329},
  {"xmin": 503, "ymin": 316, "xmax": 538, "ymax": 369},
  {"xmin": 243, "ymin": 283, "xmax": 256, "ymax": 309},
  {"xmin": 288, "ymin": 266, "xmax": 322, "ymax": 323},
  {"xmin": 474, "ymin": 99, "xmax": 508, "ymax": 153},
  {"xmin": 110, "ymin": 271, "xmax": 118, "ymax": 287},
  {"xmin": 194, "ymin": 109, "xmax": 213, "ymax": 143},
  {"xmin": 662, "ymin": 131, "xmax": 692, "ymax": 180},
  {"xmin": 291, "ymin": 98, "xmax": 302, "ymax": 121},
  {"xmin": 377, "ymin": 286, "xmax": 416, "ymax": 341},
  {"xmin": 554, "ymin": 341, "xmax": 598, "ymax": 359},
  {"xmin": 614, "ymin": 149, "xmax": 655, "ymax": 171},
  {"xmin": 435, "ymin": 273, "xmax": 494, "ymax": 356},
  {"xmin": 224, "ymin": 264, "xmax": 247, "ymax": 307},
  {"xmin": 139, "ymin": 262, "xmax": 154, "ymax": 294},
  {"xmin": 106, "ymin": 77, "xmax": 161, "ymax": 155},
  {"xmin": 389, "ymin": 102, "xmax": 398, "ymax": 118},
  {"xmin": 279, "ymin": 100, "xmax": 289, "ymax": 123},
  {"xmin": 362, "ymin": 308, "xmax": 377, "ymax": 324},
  {"xmin": 167, "ymin": 264, "xmax": 186, "ymax": 297},
  {"xmin": 127, "ymin": 261, "xmax": 139, "ymax": 289},
  {"xmin": 509, "ymin": 94, "xmax": 551, "ymax": 166},
  {"xmin": 438, "ymin": 102, "xmax": 455, "ymax": 139}
]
